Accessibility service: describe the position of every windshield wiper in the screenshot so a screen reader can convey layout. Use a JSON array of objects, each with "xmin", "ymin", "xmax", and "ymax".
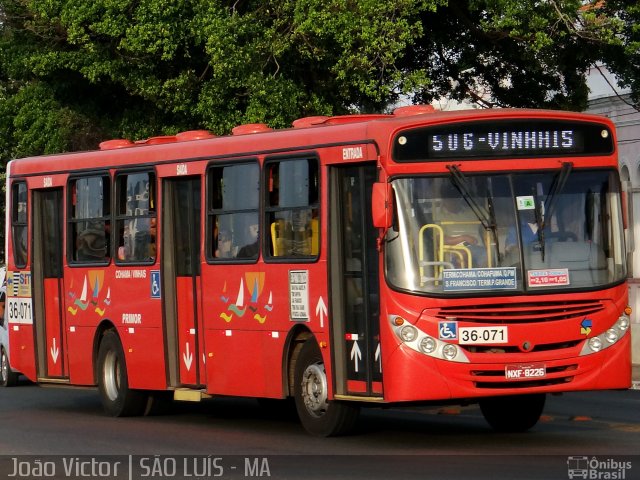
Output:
[
  {"xmin": 544, "ymin": 162, "xmax": 573, "ymax": 223},
  {"xmin": 535, "ymin": 162, "xmax": 573, "ymax": 261},
  {"xmin": 446, "ymin": 165, "xmax": 500, "ymax": 260}
]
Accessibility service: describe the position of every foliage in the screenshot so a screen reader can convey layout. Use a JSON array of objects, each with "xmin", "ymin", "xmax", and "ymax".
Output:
[{"xmin": 0, "ymin": 0, "xmax": 638, "ymax": 163}]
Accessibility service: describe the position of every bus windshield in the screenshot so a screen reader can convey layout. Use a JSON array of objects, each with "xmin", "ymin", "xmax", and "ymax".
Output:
[{"xmin": 385, "ymin": 169, "xmax": 626, "ymax": 295}]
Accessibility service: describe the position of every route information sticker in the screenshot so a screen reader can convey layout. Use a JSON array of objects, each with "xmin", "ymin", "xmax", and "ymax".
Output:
[
  {"xmin": 443, "ymin": 267, "xmax": 517, "ymax": 292},
  {"xmin": 527, "ymin": 268, "xmax": 570, "ymax": 287},
  {"xmin": 6, "ymin": 270, "xmax": 33, "ymax": 325}
]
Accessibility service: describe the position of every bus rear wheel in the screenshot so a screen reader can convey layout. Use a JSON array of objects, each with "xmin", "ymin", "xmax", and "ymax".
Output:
[
  {"xmin": 293, "ymin": 339, "xmax": 359, "ymax": 436},
  {"xmin": 97, "ymin": 330, "xmax": 148, "ymax": 417},
  {"xmin": 479, "ymin": 393, "xmax": 546, "ymax": 432},
  {"xmin": 1, "ymin": 348, "xmax": 18, "ymax": 387}
]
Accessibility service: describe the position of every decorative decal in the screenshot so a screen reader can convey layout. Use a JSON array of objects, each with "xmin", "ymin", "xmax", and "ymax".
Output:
[
  {"xmin": 67, "ymin": 271, "xmax": 110, "ymax": 317},
  {"xmin": 219, "ymin": 272, "xmax": 272, "ymax": 324},
  {"xmin": 581, "ymin": 318, "xmax": 593, "ymax": 336}
]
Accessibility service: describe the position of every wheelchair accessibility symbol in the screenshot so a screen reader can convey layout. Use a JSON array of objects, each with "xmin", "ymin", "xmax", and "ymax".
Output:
[
  {"xmin": 439, "ymin": 321, "xmax": 458, "ymax": 340},
  {"xmin": 151, "ymin": 270, "xmax": 161, "ymax": 299}
]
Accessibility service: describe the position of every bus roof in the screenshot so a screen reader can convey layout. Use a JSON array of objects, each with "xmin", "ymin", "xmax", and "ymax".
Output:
[{"xmin": 8, "ymin": 107, "xmax": 615, "ymax": 177}]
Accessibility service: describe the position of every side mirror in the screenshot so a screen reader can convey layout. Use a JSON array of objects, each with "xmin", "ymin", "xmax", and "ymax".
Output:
[{"xmin": 372, "ymin": 182, "xmax": 392, "ymax": 229}]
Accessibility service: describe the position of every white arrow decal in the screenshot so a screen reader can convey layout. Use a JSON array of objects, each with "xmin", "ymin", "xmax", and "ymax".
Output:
[
  {"xmin": 350, "ymin": 341, "xmax": 362, "ymax": 373},
  {"xmin": 315, "ymin": 296, "xmax": 328, "ymax": 328},
  {"xmin": 50, "ymin": 338, "xmax": 59, "ymax": 364},
  {"xmin": 183, "ymin": 343, "xmax": 193, "ymax": 371},
  {"xmin": 375, "ymin": 343, "xmax": 382, "ymax": 373}
]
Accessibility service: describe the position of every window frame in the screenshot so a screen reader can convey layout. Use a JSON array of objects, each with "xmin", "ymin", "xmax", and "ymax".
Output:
[
  {"xmin": 206, "ymin": 158, "xmax": 261, "ymax": 264},
  {"xmin": 263, "ymin": 155, "xmax": 321, "ymax": 263},
  {"xmin": 114, "ymin": 168, "xmax": 158, "ymax": 266},
  {"xmin": 11, "ymin": 181, "xmax": 28, "ymax": 269},
  {"xmin": 67, "ymin": 172, "xmax": 112, "ymax": 266}
]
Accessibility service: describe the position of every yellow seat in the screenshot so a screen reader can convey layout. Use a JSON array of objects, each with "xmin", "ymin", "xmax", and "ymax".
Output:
[
  {"xmin": 310, "ymin": 218, "xmax": 319, "ymax": 255},
  {"xmin": 271, "ymin": 220, "xmax": 284, "ymax": 256}
]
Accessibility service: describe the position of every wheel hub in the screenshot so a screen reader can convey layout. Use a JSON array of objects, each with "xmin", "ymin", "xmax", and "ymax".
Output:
[
  {"xmin": 301, "ymin": 362, "xmax": 328, "ymax": 417},
  {"xmin": 103, "ymin": 350, "xmax": 121, "ymax": 401},
  {"xmin": 1, "ymin": 353, "xmax": 8, "ymax": 382}
]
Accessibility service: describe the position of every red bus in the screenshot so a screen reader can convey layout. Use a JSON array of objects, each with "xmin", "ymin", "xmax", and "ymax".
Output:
[{"xmin": 3, "ymin": 105, "xmax": 631, "ymax": 436}]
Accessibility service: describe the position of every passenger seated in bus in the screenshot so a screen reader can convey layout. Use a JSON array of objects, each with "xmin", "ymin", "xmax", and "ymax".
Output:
[
  {"xmin": 215, "ymin": 230, "xmax": 235, "ymax": 258},
  {"xmin": 76, "ymin": 223, "xmax": 107, "ymax": 261},
  {"xmin": 237, "ymin": 222, "xmax": 259, "ymax": 258},
  {"xmin": 117, "ymin": 223, "xmax": 131, "ymax": 261}
]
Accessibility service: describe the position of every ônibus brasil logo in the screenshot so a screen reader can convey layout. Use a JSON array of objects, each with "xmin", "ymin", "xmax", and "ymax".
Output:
[{"xmin": 567, "ymin": 456, "xmax": 632, "ymax": 479}]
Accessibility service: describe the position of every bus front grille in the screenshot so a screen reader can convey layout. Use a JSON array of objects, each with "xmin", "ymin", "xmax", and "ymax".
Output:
[{"xmin": 432, "ymin": 300, "xmax": 604, "ymax": 324}]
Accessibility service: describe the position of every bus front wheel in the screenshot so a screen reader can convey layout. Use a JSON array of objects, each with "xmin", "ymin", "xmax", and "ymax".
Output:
[
  {"xmin": 97, "ymin": 330, "xmax": 148, "ymax": 417},
  {"xmin": 293, "ymin": 339, "xmax": 359, "ymax": 436},
  {"xmin": 479, "ymin": 393, "xmax": 546, "ymax": 432}
]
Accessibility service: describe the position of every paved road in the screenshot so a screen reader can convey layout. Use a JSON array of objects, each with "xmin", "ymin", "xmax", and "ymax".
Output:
[{"xmin": 0, "ymin": 382, "xmax": 638, "ymax": 479}]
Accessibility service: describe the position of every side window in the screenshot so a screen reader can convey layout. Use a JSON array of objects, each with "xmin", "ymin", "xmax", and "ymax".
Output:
[
  {"xmin": 208, "ymin": 162, "xmax": 260, "ymax": 261},
  {"xmin": 69, "ymin": 175, "xmax": 111, "ymax": 264},
  {"xmin": 115, "ymin": 171, "xmax": 157, "ymax": 264},
  {"xmin": 11, "ymin": 182, "xmax": 28, "ymax": 268},
  {"xmin": 266, "ymin": 158, "xmax": 319, "ymax": 259}
]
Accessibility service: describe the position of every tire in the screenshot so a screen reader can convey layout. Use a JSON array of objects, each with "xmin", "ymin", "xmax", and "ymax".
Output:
[
  {"xmin": 97, "ymin": 330, "xmax": 148, "ymax": 417},
  {"xmin": 479, "ymin": 393, "xmax": 546, "ymax": 432},
  {"xmin": 0, "ymin": 348, "xmax": 18, "ymax": 387},
  {"xmin": 293, "ymin": 339, "xmax": 359, "ymax": 436}
]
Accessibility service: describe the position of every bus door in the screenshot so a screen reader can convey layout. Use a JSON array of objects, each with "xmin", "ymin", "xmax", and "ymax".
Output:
[
  {"xmin": 329, "ymin": 164, "xmax": 382, "ymax": 398},
  {"xmin": 162, "ymin": 177, "xmax": 204, "ymax": 387},
  {"xmin": 32, "ymin": 188, "xmax": 67, "ymax": 380}
]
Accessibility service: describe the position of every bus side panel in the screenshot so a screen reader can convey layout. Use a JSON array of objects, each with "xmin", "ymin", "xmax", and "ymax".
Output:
[
  {"xmin": 66, "ymin": 326, "xmax": 96, "ymax": 385},
  {"xmin": 120, "ymin": 327, "xmax": 168, "ymax": 390},
  {"xmin": 8, "ymin": 325, "xmax": 37, "ymax": 381},
  {"xmin": 205, "ymin": 329, "xmax": 285, "ymax": 398}
]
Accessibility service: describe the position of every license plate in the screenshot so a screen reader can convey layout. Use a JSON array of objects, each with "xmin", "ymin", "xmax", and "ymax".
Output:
[
  {"xmin": 505, "ymin": 363, "xmax": 547, "ymax": 380},
  {"xmin": 459, "ymin": 326, "xmax": 508, "ymax": 344}
]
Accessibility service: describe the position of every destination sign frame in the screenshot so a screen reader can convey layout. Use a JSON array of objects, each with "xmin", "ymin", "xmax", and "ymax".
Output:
[{"xmin": 393, "ymin": 120, "xmax": 614, "ymax": 162}]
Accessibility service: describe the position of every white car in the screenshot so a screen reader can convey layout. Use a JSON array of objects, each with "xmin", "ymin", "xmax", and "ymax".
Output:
[{"xmin": 0, "ymin": 267, "xmax": 19, "ymax": 387}]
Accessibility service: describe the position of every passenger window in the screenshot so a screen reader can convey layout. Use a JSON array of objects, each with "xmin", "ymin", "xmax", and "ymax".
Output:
[
  {"xmin": 208, "ymin": 162, "xmax": 260, "ymax": 261},
  {"xmin": 69, "ymin": 175, "xmax": 111, "ymax": 264},
  {"xmin": 11, "ymin": 182, "xmax": 28, "ymax": 268},
  {"xmin": 266, "ymin": 158, "xmax": 319, "ymax": 259},
  {"xmin": 115, "ymin": 171, "xmax": 157, "ymax": 264}
]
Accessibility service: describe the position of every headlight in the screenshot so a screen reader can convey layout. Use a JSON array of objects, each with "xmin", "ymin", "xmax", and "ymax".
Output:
[
  {"xmin": 580, "ymin": 313, "xmax": 630, "ymax": 355},
  {"xmin": 390, "ymin": 315, "xmax": 469, "ymax": 363},
  {"xmin": 442, "ymin": 344, "xmax": 458, "ymax": 360},
  {"xmin": 618, "ymin": 315, "xmax": 630, "ymax": 331},
  {"xmin": 400, "ymin": 325, "xmax": 418, "ymax": 342},
  {"xmin": 419, "ymin": 337, "xmax": 437, "ymax": 354},
  {"xmin": 588, "ymin": 337, "xmax": 602, "ymax": 352}
]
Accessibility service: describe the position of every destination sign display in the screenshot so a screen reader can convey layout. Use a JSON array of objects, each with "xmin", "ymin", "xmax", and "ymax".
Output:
[{"xmin": 393, "ymin": 120, "xmax": 614, "ymax": 162}]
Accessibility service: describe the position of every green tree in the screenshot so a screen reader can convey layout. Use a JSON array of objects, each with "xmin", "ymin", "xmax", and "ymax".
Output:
[
  {"xmin": 403, "ymin": 0, "xmax": 639, "ymax": 110},
  {"xmin": 0, "ymin": 0, "xmax": 638, "ymax": 162}
]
